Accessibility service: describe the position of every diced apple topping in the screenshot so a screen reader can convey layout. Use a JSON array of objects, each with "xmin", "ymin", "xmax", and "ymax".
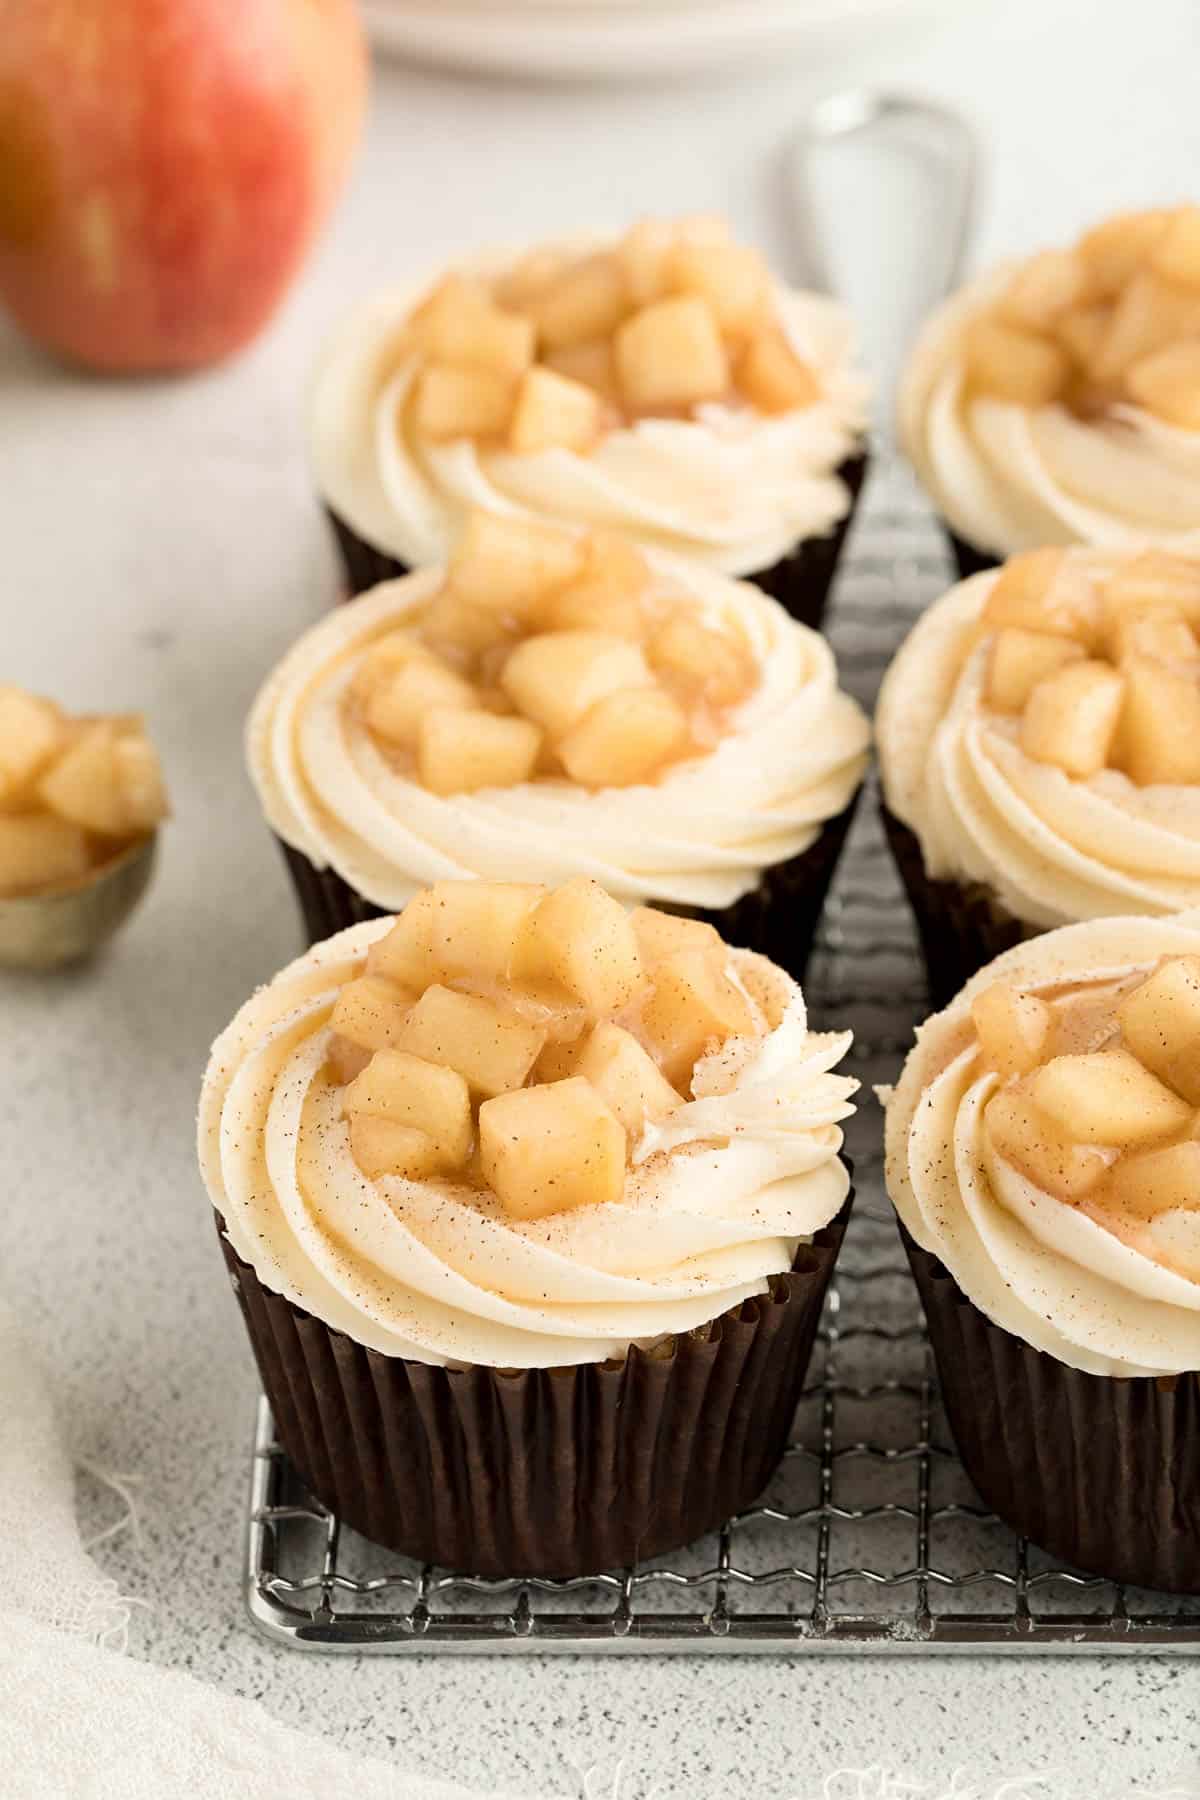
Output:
[
  {"xmin": 965, "ymin": 205, "xmax": 1200, "ymax": 426},
  {"xmin": 334, "ymin": 882, "xmax": 768, "ymax": 1210},
  {"xmin": 1019, "ymin": 661, "xmax": 1125, "ymax": 778},
  {"xmin": 0, "ymin": 688, "xmax": 167, "ymax": 897},
  {"xmin": 977, "ymin": 958, "xmax": 1200, "ymax": 1243},
  {"xmin": 615, "ymin": 295, "xmax": 730, "ymax": 412},
  {"xmin": 479, "ymin": 1077, "xmax": 627, "ymax": 1219},
  {"xmin": 669, "ymin": 241, "xmax": 771, "ymax": 338},
  {"xmin": 507, "ymin": 366, "xmax": 602, "ymax": 455},
  {"xmin": 980, "ymin": 548, "xmax": 1200, "ymax": 789},
  {"xmin": 970, "ymin": 982, "xmax": 1052, "ymax": 1079},
  {"xmin": 348, "ymin": 511, "xmax": 761, "ymax": 797},
  {"xmin": 411, "ymin": 363, "xmax": 515, "ymax": 442},
  {"xmin": 737, "ymin": 330, "xmax": 822, "ymax": 414}
]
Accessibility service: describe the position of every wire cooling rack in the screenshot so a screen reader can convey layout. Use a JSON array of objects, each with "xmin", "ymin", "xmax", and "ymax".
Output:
[{"xmin": 242, "ymin": 463, "xmax": 1200, "ymax": 1654}]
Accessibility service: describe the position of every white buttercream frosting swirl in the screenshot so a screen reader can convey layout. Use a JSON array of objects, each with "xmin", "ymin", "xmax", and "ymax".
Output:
[
  {"xmin": 900, "ymin": 269, "xmax": 1200, "ymax": 558},
  {"xmin": 885, "ymin": 912, "xmax": 1200, "ymax": 1377},
  {"xmin": 309, "ymin": 245, "xmax": 869, "ymax": 578},
  {"xmin": 876, "ymin": 554, "xmax": 1200, "ymax": 929},
  {"xmin": 247, "ymin": 555, "xmax": 870, "ymax": 912},
  {"xmin": 200, "ymin": 918, "xmax": 856, "ymax": 1368}
]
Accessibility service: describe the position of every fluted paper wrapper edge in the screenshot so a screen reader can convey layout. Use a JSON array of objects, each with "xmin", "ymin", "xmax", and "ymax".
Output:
[{"xmin": 218, "ymin": 1194, "xmax": 851, "ymax": 1579}]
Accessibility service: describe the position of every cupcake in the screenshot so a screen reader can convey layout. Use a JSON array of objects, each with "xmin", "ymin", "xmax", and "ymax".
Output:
[
  {"xmin": 0, "ymin": 686, "xmax": 168, "ymax": 967},
  {"xmin": 310, "ymin": 214, "xmax": 870, "ymax": 630},
  {"xmin": 885, "ymin": 914, "xmax": 1200, "ymax": 1591},
  {"xmin": 876, "ymin": 544, "xmax": 1200, "ymax": 1008},
  {"xmin": 248, "ymin": 511, "xmax": 870, "ymax": 978},
  {"xmin": 900, "ymin": 206, "xmax": 1200, "ymax": 580},
  {"xmin": 200, "ymin": 876, "xmax": 857, "ymax": 1576}
]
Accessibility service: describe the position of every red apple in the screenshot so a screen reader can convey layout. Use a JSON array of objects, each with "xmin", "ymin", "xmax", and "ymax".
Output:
[{"xmin": 0, "ymin": 0, "xmax": 368, "ymax": 372}]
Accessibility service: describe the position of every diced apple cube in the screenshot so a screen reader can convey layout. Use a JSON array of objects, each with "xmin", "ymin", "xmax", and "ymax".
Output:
[
  {"xmin": 363, "ymin": 658, "xmax": 476, "ymax": 749},
  {"xmin": 639, "ymin": 948, "xmax": 756, "ymax": 1090},
  {"xmin": 394, "ymin": 984, "xmax": 545, "ymax": 1098},
  {"xmin": 1000, "ymin": 250, "xmax": 1087, "ymax": 332},
  {"xmin": 0, "ymin": 813, "xmax": 90, "ymax": 896},
  {"xmin": 516, "ymin": 876, "xmax": 646, "ymax": 1012},
  {"xmin": 1149, "ymin": 207, "xmax": 1200, "ymax": 288},
  {"xmin": 736, "ymin": 328, "xmax": 822, "ymax": 414},
  {"xmin": 970, "ymin": 982, "xmax": 1053, "ymax": 1079},
  {"xmin": 1108, "ymin": 1141, "xmax": 1200, "ymax": 1220},
  {"xmin": 614, "ymin": 296, "xmax": 730, "ymax": 412},
  {"xmin": 349, "ymin": 1115, "xmax": 453, "ymax": 1183},
  {"xmin": 1126, "ymin": 340, "xmax": 1200, "ymax": 429},
  {"xmin": 986, "ymin": 628, "xmax": 1086, "ymax": 713},
  {"xmin": 1020, "ymin": 661, "xmax": 1125, "ymax": 778},
  {"xmin": 1110, "ymin": 609, "xmax": 1198, "ymax": 668},
  {"xmin": 648, "ymin": 615, "xmax": 756, "ymax": 707},
  {"xmin": 962, "ymin": 317, "xmax": 1069, "ymax": 406},
  {"xmin": 492, "ymin": 248, "xmax": 569, "ymax": 309},
  {"xmin": 522, "ymin": 254, "xmax": 628, "ymax": 351},
  {"xmin": 112, "ymin": 733, "xmax": 168, "ymax": 832},
  {"xmin": 416, "ymin": 707, "xmax": 542, "ymax": 795},
  {"xmin": 984, "ymin": 1086, "xmax": 1115, "ymax": 1200},
  {"xmin": 366, "ymin": 890, "xmax": 439, "ymax": 990},
  {"xmin": 0, "ymin": 686, "xmax": 63, "ymax": 803},
  {"xmin": 479, "ymin": 1076, "xmax": 627, "ymax": 1220},
  {"xmin": 983, "ymin": 549, "xmax": 1101, "ymax": 646},
  {"xmin": 328, "ymin": 1036, "xmax": 373, "ymax": 1085},
  {"xmin": 351, "ymin": 632, "xmax": 433, "ymax": 709},
  {"xmin": 670, "ymin": 241, "xmax": 770, "ymax": 338},
  {"xmin": 329, "ymin": 976, "xmax": 413, "ymax": 1054},
  {"xmin": 426, "ymin": 880, "xmax": 545, "ymax": 985},
  {"xmin": 447, "ymin": 512, "xmax": 586, "ymax": 621},
  {"xmin": 499, "ymin": 630, "xmax": 650, "ymax": 739},
  {"xmin": 344, "ymin": 1048, "xmax": 472, "ymax": 1168},
  {"xmin": 1118, "ymin": 956, "xmax": 1200, "ymax": 1105},
  {"xmin": 420, "ymin": 588, "xmax": 514, "ymax": 661},
  {"xmin": 1092, "ymin": 271, "xmax": 1200, "ymax": 382},
  {"xmin": 38, "ymin": 723, "xmax": 129, "ymax": 836},
  {"xmin": 411, "ymin": 363, "xmax": 515, "ymax": 442},
  {"xmin": 544, "ymin": 534, "xmax": 648, "ymax": 637},
  {"xmin": 1029, "ymin": 1048, "xmax": 1193, "ymax": 1146},
  {"xmin": 617, "ymin": 219, "xmax": 679, "ymax": 309},
  {"xmin": 543, "ymin": 340, "xmax": 622, "ymax": 409},
  {"xmin": 1056, "ymin": 302, "xmax": 1113, "ymax": 375},
  {"xmin": 573, "ymin": 1021, "xmax": 681, "ymax": 1138},
  {"xmin": 411, "ymin": 275, "xmax": 535, "ymax": 381},
  {"xmin": 630, "ymin": 906, "xmax": 723, "ymax": 966},
  {"xmin": 508, "ymin": 366, "xmax": 602, "ymax": 455},
  {"xmin": 1118, "ymin": 661, "xmax": 1200, "ymax": 785},
  {"xmin": 558, "ymin": 685, "xmax": 689, "ymax": 787}
]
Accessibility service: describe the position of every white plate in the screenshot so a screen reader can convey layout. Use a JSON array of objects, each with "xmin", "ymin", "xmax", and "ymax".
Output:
[{"xmin": 362, "ymin": 0, "xmax": 956, "ymax": 82}]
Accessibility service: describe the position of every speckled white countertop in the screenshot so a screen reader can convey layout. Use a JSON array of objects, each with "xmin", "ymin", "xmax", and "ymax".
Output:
[{"xmin": 3, "ymin": 0, "xmax": 1199, "ymax": 1792}]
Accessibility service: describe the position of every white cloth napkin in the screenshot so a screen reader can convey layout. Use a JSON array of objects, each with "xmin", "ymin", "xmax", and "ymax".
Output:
[{"xmin": 0, "ymin": 1302, "xmax": 550, "ymax": 1800}]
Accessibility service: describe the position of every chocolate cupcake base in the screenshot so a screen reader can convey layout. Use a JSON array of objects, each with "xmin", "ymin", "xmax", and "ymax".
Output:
[
  {"xmin": 880, "ymin": 802, "xmax": 1033, "ymax": 1011},
  {"xmin": 326, "ymin": 451, "xmax": 870, "ymax": 635},
  {"xmin": 278, "ymin": 786, "xmax": 859, "ymax": 985},
  {"xmin": 219, "ymin": 1193, "xmax": 851, "ymax": 1578},
  {"xmin": 902, "ymin": 1224, "xmax": 1200, "ymax": 1594},
  {"xmin": 945, "ymin": 529, "xmax": 1001, "ymax": 586}
]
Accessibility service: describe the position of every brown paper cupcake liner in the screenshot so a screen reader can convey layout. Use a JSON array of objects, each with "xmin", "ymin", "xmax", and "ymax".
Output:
[
  {"xmin": 326, "ymin": 451, "xmax": 870, "ymax": 634},
  {"xmin": 944, "ymin": 528, "xmax": 1001, "ymax": 586},
  {"xmin": 277, "ymin": 785, "xmax": 859, "ymax": 984},
  {"xmin": 901, "ymin": 1223, "xmax": 1200, "ymax": 1593},
  {"xmin": 218, "ymin": 1189, "xmax": 851, "ymax": 1578},
  {"xmin": 880, "ymin": 801, "xmax": 1034, "ymax": 1011}
]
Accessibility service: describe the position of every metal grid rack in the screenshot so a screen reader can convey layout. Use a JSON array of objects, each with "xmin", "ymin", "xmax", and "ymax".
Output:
[{"xmin": 242, "ymin": 464, "xmax": 1200, "ymax": 1655}]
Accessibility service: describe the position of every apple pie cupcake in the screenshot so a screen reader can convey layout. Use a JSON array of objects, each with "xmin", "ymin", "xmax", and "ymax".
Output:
[
  {"xmin": 901, "ymin": 206, "xmax": 1200, "ymax": 581},
  {"xmin": 200, "ymin": 878, "xmax": 856, "ymax": 1575},
  {"xmin": 248, "ymin": 511, "xmax": 870, "ymax": 978},
  {"xmin": 877, "ymin": 545, "xmax": 1200, "ymax": 1008},
  {"xmin": 0, "ymin": 686, "xmax": 168, "ymax": 967},
  {"xmin": 310, "ymin": 215, "xmax": 870, "ymax": 630},
  {"xmin": 885, "ymin": 914, "xmax": 1200, "ymax": 1590}
]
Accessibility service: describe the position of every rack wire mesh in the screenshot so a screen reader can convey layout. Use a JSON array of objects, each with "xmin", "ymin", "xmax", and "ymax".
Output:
[{"xmin": 242, "ymin": 462, "xmax": 1200, "ymax": 1654}]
